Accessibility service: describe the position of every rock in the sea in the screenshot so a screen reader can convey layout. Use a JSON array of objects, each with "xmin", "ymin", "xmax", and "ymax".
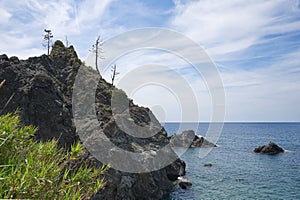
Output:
[
  {"xmin": 191, "ymin": 134, "xmax": 217, "ymax": 148},
  {"xmin": 169, "ymin": 130, "xmax": 217, "ymax": 148},
  {"xmin": 178, "ymin": 177, "xmax": 192, "ymax": 189},
  {"xmin": 253, "ymin": 141, "xmax": 284, "ymax": 155}
]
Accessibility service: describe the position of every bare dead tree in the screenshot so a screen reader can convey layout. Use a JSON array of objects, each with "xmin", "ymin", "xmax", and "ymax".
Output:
[
  {"xmin": 90, "ymin": 36, "xmax": 104, "ymax": 75},
  {"xmin": 111, "ymin": 64, "xmax": 120, "ymax": 85},
  {"xmin": 43, "ymin": 29, "xmax": 53, "ymax": 55}
]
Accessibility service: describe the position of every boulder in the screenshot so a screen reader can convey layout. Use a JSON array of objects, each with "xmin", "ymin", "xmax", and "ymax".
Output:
[
  {"xmin": 178, "ymin": 177, "xmax": 192, "ymax": 189},
  {"xmin": 253, "ymin": 141, "xmax": 284, "ymax": 155}
]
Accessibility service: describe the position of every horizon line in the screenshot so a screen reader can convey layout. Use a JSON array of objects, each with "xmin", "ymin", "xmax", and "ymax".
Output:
[{"xmin": 160, "ymin": 121, "xmax": 300, "ymax": 123}]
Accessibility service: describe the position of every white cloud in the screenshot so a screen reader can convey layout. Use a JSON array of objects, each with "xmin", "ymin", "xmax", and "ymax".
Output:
[
  {"xmin": 171, "ymin": 0, "xmax": 300, "ymax": 58},
  {"xmin": 169, "ymin": 0, "xmax": 300, "ymax": 121},
  {"xmin": 0, "ymin": 7, "xmax": 11, "ymax": 24},
  {"xmin": 221, "ymin": 47, "xmax": 300, "ymax": 121}
]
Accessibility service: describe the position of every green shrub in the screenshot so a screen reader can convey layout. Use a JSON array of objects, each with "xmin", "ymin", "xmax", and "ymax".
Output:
[
  {"xmin": 53, "ymin": 40, "xmax": 65, "ymax": 48},
  {"xmin": 0, "ymin": 113, "xmax": 107, "ymax": 199}
]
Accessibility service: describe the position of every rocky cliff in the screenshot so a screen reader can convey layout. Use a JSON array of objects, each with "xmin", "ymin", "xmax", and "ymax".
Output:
[{"xmin": 0, "ymin": 41, "xmax": 185, "ymax": 199}]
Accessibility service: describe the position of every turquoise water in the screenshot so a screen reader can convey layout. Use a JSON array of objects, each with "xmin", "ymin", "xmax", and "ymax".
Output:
[{"xmin": 164, "ymin": 123, "xmax": 300, "ymax": 200}]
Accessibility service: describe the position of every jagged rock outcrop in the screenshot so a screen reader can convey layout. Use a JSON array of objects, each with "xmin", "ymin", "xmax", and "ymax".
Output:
[
  {"xmin": 177, "ymin": 177, "xmax": 192, "ymax": 189},
  {"xmin": 253, "ymin": 141, "xmax": 284, "ymax": 155},
  {"xmin": 0, "ymin": 43, "xmax": 79, "ymax": 146},
  {"xmin": 169, "ymin": 130, "xmax": 217, "ymax": 148},
  {"xmin": 0, "ymin": 41, "xmax": 185, "ymax": 200}
]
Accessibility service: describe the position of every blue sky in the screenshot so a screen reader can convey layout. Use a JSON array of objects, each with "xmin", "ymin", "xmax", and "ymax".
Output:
[{"xmin": 1, "ymin": 0, "xmax": 300, "ymax": 122}]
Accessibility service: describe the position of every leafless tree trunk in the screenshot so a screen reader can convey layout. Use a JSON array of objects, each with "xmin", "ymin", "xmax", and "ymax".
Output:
[
  {"xmin": 111, "ymin": 64, "xmax": 120, "ymax": 85},
  {"xmin": 44, "ymin": 29, "xmax": 53, "ymax": 55},
  {"xmin": 91, "ymin": 36, "xmax": 104, "ymax": 75}
]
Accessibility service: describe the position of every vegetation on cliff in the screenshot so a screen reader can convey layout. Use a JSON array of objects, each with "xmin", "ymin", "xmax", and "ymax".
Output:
[{"xmin": 0, "ymin": 112, "xmax": 107, "ymax": 199}]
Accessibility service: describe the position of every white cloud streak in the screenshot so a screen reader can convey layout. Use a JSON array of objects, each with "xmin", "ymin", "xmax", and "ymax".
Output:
[
  {"xmin": 168, "ymin": 0, "xmax": 300, "ymax": 121},
  {"xmin": 221, "ymin": 47, "xmax": 300, "ymax": 121},
  {"xmin": 171, "ymin": 0, "xmax": 300, "ymax": 59}
]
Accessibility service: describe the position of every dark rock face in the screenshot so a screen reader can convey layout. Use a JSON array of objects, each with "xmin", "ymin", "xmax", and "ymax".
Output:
[
  {"xmin": 169, "ymin": 130, "xmax": 217, "ymax": 148},
  {"xmin": 0, "ymin": 41, "xmax": 185, "ymax": 199},
  {"xmin": 165, "ymin": 159, "xmax": 186, "ymax": 181},
  {"xmin": 0, "ymin": 46, "xmax": 79, "ymax": 147},
  {"xmin": 0, "ymin": 54, "xmax": 8, "ymax": 61},
  {"xmin": 254, "ymin": 141, "xmax": 284, "ymax": 155},
  {"xmin": 178, "ymin": 178, "xmax": 192, "ymax": 189}
]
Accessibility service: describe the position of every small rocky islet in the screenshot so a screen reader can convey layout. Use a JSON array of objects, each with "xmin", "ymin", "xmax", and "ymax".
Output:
[
  {"xmin": 254, "ymin": 141, "xmax": 285, "ymax": 155},
  {"xmin": 168, "ymin": 130, "xmax": 217, "ymax": 148}
]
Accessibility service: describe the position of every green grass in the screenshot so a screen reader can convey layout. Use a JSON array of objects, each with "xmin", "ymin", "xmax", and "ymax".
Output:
[{"xmin": 0, "ymin": 112, "xmax": 107, "ymax": 199}]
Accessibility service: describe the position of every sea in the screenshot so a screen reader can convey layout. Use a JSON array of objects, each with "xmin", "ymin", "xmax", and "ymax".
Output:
[{"xmin": 163, "ymin": 122, "xmax": 300, "ymax": 200}]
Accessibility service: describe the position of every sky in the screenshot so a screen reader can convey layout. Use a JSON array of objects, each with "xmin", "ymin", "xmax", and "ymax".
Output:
[{"xmin": 1, "ymin": 0, "xmax": 300, "ymax": 122}]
